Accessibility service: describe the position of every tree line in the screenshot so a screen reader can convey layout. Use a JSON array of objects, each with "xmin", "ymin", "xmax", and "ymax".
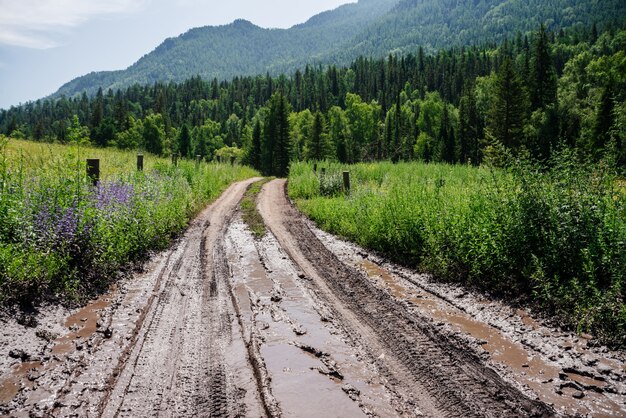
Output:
[{"xmin": 1, "ymin": 23, "xmax": 625, "ymax": 176}]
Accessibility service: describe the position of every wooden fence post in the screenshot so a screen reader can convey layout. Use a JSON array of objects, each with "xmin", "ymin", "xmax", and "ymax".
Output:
[
  {"xmin": 230, "ymin": 156, "xmax": 235, "ymax": 166},
  {"xmin": 321, "ymin": 167, "xmax": 326, "ymax": 176},
  {"xmin": 314, "ymin": 163, "xmax": 317, "ymax": 173},
  {"xmin": 86, "ymin": 159, "xmax": 100, "ymax": 186},
  {"xmin": 137, "ymin": 154, "xmax": 144, "ymax": 171},
  {"xmin": 343, "ymin": 171, "xmax": 350, "ymax": 194},
  {"xmin": 196, "ymin": 155, "xmax": 201, "ymax": 166},
  {"xmin": 172, "ymin": 153, "xmax": 178, "ymax": 166}
]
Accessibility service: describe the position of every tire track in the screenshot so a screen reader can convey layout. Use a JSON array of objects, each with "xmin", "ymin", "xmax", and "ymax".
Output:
[{"xmin": 258, "ymin": 179, "xmax": 554, "ymax": 418}]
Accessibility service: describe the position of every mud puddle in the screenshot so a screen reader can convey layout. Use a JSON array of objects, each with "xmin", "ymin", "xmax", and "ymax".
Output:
[
  {"xmin": 355, "ymin": 255, "xmax": 625, "ymax": 417},
  {"xmin": 0, "ymin": 291, "xmax": 113, "ymax": 411},
  {"xmin": 225, "ymin": 218, "xmax": 397, "ymax": 417}
]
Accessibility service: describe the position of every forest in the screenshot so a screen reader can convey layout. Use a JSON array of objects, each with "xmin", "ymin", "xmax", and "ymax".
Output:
[{"xmin": 1, "ymin": 23, "xmax": 625, "ymax": 177}]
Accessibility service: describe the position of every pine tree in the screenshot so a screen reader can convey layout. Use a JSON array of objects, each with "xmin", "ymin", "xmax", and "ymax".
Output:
[
  {"xmin": 459, "ymin": 83, "xmax": 481, "ymax": 164},
  {"xmin": 178, "ymin": 124, "xmax": 192, "ymax": 158},
  {"xmin": 250, "ymin": 119, "xmax": 262, "ymax": 171},
  {"xmin": 308, "ymin": 111, "xmax": 327, "ymax": 161},
  {"xmin": 487, "ymin": 57, "xmax": 528, "ymax": 150},
  {"xmin": 263, "ymin": 93, "xmax": 291, "ymax": 177},
  {"xmin": 273, "ymin": 93, "xmax": 291, "ymax": 177},
  {"xmin": 530, "ymin": 25, "xmax": 557, "ymax": 111}
]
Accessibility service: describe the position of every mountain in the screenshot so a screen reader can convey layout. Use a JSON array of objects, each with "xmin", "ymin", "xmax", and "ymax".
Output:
[
  {"xmin": 54, "ymin": 0, "xmax": 399, "ymax": 97},
  {"xmin": 54, "ymin": 0, "xmax": 626, "ymax": 98}
]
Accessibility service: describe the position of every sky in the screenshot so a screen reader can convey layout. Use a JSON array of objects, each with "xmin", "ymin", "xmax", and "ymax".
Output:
[{"xmin": 0, "ymin": 0, "xmax": 354, "ymax": 110}]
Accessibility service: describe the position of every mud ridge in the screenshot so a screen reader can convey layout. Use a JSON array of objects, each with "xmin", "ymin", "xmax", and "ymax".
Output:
[{"xmin": 260, "ymin": 179, "xmax": 554, "ymax": 417}]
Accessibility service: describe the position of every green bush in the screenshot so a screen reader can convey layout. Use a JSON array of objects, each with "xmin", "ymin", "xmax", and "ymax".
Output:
[{"xmin": 288, "ymin": 154, "xmax": 626, "ymax": 345}]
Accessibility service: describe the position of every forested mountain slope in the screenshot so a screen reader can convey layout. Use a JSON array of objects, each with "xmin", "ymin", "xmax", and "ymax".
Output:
[
  {"xmin": 53, "ymin": 0, "xmax": 398, "ymax": 98},
  {"xmin": 48, "ymin": 0, "xmax": 626, "ymax": 99}
]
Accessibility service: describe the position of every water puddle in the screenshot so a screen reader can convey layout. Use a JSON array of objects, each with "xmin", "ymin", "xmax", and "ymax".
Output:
[
  {"xmin": 226, "ymin": 220, "xmax": 396, "ymax": 417},
  {"xmin": 359, "ymin": 260, "xmax": 625, "ymax": 417},
  {"xmin": 0, "ymin": 293, "xmax": 113, "ymax": 406},
  {"xmin": 52, "ymin": 295, "xmax": 111, "ymax": 355}
]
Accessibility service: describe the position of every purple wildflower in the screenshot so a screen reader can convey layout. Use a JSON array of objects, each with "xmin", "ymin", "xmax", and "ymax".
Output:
[{"xmin": 93, "ymin": 181, "xmax": 135, "ymax": 210}]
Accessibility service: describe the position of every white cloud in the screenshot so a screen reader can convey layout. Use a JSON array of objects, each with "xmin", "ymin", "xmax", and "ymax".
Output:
[{"xmin": 0, "ymin": 0, "xmax": 145, "ymax": 49}]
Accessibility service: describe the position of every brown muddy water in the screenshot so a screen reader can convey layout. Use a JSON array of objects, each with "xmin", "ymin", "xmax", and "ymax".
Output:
[
  {"xmin": 359, "ymin": 259, "xmax": 625, "ymax": 417},
  {"xmin": 226, "ymin": 219, "xmax": 397, "ymax": 417}
]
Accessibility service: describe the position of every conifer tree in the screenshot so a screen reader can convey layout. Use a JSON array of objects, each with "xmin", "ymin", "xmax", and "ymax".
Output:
[
  {"xmin": 459, "ymin": 83, "xmax": 481, "ymax": 164},
  {"xmin": 250, "ymin": 119, "xmax": 262, "ymax": 171},
  {"xmin": 178, "ymin": 124, "xmax": 191, "ymax": 158},
  {"xmin": 487, "ymin": 57, "xmax": 528, "ymax": 150},
  {"xmin": 308, "ymin": 111, "xmax": 327, "ymax": 161},
  {"xmin": 530, "ymin": 24, "xmax": 557, "ymax": 111}
]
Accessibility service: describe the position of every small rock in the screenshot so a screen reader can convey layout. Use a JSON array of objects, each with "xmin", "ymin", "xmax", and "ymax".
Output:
[
  {"xmin": 103, "ymin": 327, "xmax": 113, "ymax": 339},
  {"xmin": 597, "ymin": 363, "xmax": 612, "ymax": 375},
  {"xmin": 572, "ymin": 390, "xmax": 585, "ymax": 399},
  {"xmin": 35, "ymin": 330, "xmax": 57, "ymax": 342},
  {"xmin": 342, "ymin": 384, "xmax": 361, "ymax": 401},
  {"xmin": 8, "ymin": 349, "xmax": 30, "ymax": 361},
  {"xmin": 17, "ymin": 314, "xmax": 38, "ymax": 328}
]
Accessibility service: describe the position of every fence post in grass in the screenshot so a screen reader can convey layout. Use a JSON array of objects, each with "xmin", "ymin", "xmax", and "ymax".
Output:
[
  {"xmin": 86, "ymin": 159, "xmax": 100, "ymax": 186},
  {"xmin": 321, "ymin": 167, "xmax": 326, "ymax": 176},
  {"xmin": 137, "ymin": 154, "xmax": 144, "ymax": 171},
  {"xmin": 230, "ymin": 156, "xmax": 235, "ymax": 166},
  {"xmin": 196, "ymin": 155, "xmax": 201, "ymax": 167},
  {"xmin": 172, "ymin": 153, "xmax": 178, "ymax": 167},
  {"xmin": 343, "ymin": 171, "xmax": 350, "ymax": 194},
  {"xmin": 314, "ymin": 163, "xmax": 317, "ymax": 173}
]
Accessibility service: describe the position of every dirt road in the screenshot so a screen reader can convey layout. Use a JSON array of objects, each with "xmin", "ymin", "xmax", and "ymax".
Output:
[{"xmin": 1, "ymin": 178, "xmax": 625, "ymax": 417}]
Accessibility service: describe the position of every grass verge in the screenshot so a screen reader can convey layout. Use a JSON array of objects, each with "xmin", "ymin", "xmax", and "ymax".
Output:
[
  {"xmin": 241, "ymin": 179, "xmax": 270, "ymax": 239},
  {"xmin": 288, "ymin": 153, "xmax": 626, "ymax": 346},
  {"xmin": 0, "ymin": 137, "xmax": 259, "ymax": 304}
]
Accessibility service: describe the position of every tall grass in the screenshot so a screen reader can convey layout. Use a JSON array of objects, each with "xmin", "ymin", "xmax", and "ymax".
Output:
[
  {"xmin": 288, "ymin": 154, "xmax": 626, "ymax": 345},
  {"xmin": 0, "ymin": 137, "xmax": 258, "ymax": 303}
]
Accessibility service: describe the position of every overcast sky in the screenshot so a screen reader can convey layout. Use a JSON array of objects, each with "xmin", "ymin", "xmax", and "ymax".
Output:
[{"xmin": 0, "ymin": 0, "xmax": 354, "ymax": 109}]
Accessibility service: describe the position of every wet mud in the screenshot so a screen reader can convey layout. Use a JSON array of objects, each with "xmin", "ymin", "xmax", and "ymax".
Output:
[{"xmin": 1, "ymin": 176, "xmax": 625, "ymax": 417}]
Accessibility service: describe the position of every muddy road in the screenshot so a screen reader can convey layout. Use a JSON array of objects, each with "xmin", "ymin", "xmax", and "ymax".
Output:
[{"xmin": 1, "ymin": 178, "xmax": 625, "ymax": 417}]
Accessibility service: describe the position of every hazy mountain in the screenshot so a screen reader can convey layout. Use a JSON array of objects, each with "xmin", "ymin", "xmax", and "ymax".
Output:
[{"xmin": 53, "ymin": 0, "xmax": 625, "ymax": 98}]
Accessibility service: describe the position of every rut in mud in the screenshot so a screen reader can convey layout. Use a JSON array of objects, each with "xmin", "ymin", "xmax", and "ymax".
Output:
[{"xmin": 1, "ymin": 177, "xmax": 625, "ymax": 417}]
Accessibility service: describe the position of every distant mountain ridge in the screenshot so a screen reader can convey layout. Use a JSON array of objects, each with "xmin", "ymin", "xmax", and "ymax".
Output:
[{"xmin": 53, "ymin": 0, "xmax": 626, "ymax": 99}]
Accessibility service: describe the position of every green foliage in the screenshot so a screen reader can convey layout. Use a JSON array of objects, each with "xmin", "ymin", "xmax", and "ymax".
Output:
[
  {"xmin": 48, "ymin": 0, "xmax": 626, "ymax": 99},
  {"xmin": 289, "ymin": 155, "xmax": 626, "ymax": 345},
  {"xmin": 0, "ymin": 139, "xmax": 258, "ymax": 303}
]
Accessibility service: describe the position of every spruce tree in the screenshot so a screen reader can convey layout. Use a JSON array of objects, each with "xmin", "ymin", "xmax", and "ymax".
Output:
[
  {"xmin": 530, "ymin": 25, "xmax": 557, "ymax": 111},
  {"xmin": 459, "ymin": 83, "xmax": 481, "ymax": 164},
  {"xmin": 250, "ymin": 119, "xmax": 262, "ymax": 171},
  {"xmin": 178, "ymin": 124, "xmax": 191, "ymax": 158},
  {"xmin": 308, "ymin": 111, "xmax": 327, "ymax": 161},
  {"xmin": 487, "ymin": 57, "xmax": 528, "ymax": 151}
]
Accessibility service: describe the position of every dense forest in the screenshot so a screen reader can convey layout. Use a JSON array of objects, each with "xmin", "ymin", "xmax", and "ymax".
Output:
[
  {"xmin": 1, "ymin": 23, "xmax": 625, "ymax": 176},
  {"xmin": 51, "ymin": 0, "xmax": 626, "ymax": 98}
]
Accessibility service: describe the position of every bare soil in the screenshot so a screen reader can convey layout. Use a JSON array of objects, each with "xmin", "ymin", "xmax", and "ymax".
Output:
[{"xmin": 1, "ymin": 177, "xmax": 625, "ymax": 417}]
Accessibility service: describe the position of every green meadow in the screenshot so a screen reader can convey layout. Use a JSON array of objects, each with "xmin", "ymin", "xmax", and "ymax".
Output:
[
  {"xmin": 0, "ymin": 137, "xmax": 257, "ymax": 303},
  {"xmin": 289, "ymin": 154, "xmax": 626, "ymax": 345}
]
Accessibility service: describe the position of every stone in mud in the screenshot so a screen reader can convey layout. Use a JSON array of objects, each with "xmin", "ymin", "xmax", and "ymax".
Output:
[
  {"xmin": 342, "ymin": 383, "xmax": 361, "ymax": 401},
  {"xmin": 8, "ymin": 349, "xmax": 30, "ymax": 361},
  {"xmin": 572, "ymin": 390, "xmax": 585, "ymax": 399},
  {"xmin": 597, "ymin": 363, "xmax": 613, "ymax": 375},
  {"xmin": 35, "ymin": 329, "xmax": 57, "ymax": 342},
  {"xmin": 17, "ymin": 314, "xmax": 38, "ymax": 328}
]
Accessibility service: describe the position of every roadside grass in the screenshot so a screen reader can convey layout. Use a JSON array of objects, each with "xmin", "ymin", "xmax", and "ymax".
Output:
[
  {"xmin": 288, "ymin": 153, "xmax": 626, "ymax": 346},
  {"xmin": 240, "ymin": 179, "xmax": 270, "ymax": 239},
  {"xmin": 0, "ymin": 137, "xmax": 259, "ymax": 304}
]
